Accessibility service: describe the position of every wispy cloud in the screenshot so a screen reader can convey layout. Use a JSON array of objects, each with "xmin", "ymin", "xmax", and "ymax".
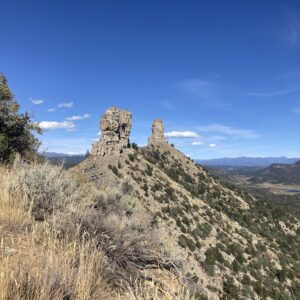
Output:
[
  {"xmin": 178, "ymin": 79, "xmax": 212, "ymax": 95},
  {"xmin": 66, "ymin": 114, "xmax": 91, "ymax": 121},
  {"xmin": 47, "ymin": 101, "xmax": 74, "ymax": 112},
  {"xmin": 58, "ymin": 101, "xmax": 74, "ymax": 108},
  {"xmin": 209, "ymin": 143, "xmax": 217, "ymax": 148},
  {"xmin": 281, "ymin": 11, "xmax": 300, "ymax": 47},
  {"xmin": 197, "ymin": 124, "xmax": 260, "ymax": 139},
  {"xmin": 177, "ymin": 78, "xmax": 230, "ymax": 108},
  {"xmin": 30, "ymin": 98, "xmax": 44, "ymax": 105},
  {"xmin": 39, "ymin": 121, "xmax": 75, "ymax": 130},
  {"xmin": 192, "ymin": 141, "xmax": 204, "ymax": 146},
  {"xmin": 165, "ymin": 131, "xmax": 200, "ymax": 138},
  {"xmin": 245, "ymin": 88, "xmax": 296, "ymax": 97}
]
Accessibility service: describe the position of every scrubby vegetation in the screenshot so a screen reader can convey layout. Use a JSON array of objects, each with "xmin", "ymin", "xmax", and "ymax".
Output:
[
  {"xmin": 142, "ymin": 146, "xmax": 300, "ymax": 299},
  {"xmin": 0, "ymin": 160, "xmax": 192, "ymax": 300}
]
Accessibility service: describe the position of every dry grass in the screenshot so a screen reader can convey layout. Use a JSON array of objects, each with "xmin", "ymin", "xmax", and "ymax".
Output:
[
  {"xmin": 0, "ymin": 237, "xmax": 112, "ymax": 300},
  {"xmin": 0, "ymin": 160, "xmax": 192, "ymax": 299},
  {"xmin": 0, "ymin": 164, "xmax": 32, "ymax": 232}
]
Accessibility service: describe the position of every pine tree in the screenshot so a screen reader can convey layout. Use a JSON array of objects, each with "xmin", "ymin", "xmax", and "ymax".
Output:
[{"xmin": 0, "ymin": 73, "xmax": 41, "ymax": 162}]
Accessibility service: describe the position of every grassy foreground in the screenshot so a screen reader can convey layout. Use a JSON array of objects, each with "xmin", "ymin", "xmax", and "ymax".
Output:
[{"xmin": 0, "ymin": 159, "xmax": 191, "ymax": 300}]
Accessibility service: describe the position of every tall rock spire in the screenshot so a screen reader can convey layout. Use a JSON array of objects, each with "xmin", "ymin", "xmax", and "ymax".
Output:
[
  {"xmin": 91, "ymin": 106, "xmax": 132, "ymax": 156},
  {"xmin": 148, "ymin": 119, "xmax": 167, "ymax": 145}
]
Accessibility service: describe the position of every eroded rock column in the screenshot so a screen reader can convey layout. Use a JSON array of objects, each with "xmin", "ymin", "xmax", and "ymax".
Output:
[
  {"xmin": 91, "ymin": 106, "xmax": 132, "ymax": 156},
  {"xmin": 148, "ymin": 119, "xmax": 167, "ymax": 145}
]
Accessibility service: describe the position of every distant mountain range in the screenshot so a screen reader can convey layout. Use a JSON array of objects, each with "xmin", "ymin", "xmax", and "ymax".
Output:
[
  {"xmin": 197, "ymin": 156, "xmax": 300, "ymax": 167},
  {"xmin": 41, "ymin": 153, "xmax": 300, "ymax": 168},
  {"xmin": 40, "ymin": 152, "xmax": 85, "ymax": 168},
  {"xmin": 40, "ymin": 152, "xmax": 85, "ymax": 158}
]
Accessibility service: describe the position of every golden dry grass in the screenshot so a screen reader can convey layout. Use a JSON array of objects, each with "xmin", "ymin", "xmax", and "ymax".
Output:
[{"xmin": 0, "ymin": 162, "xmax": 193, "ymax": 300}]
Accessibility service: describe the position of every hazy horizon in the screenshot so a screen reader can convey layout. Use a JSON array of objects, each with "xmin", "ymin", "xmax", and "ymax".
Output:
[{"xmin": 41, "ymin": 150, "xmax": 300, "ymax": 161}]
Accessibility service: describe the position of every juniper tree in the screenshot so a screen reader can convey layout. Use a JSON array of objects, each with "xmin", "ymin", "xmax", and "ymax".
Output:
[{"xmin": 0, "ymin": 73, "xmax": 41, "ymax": 161}]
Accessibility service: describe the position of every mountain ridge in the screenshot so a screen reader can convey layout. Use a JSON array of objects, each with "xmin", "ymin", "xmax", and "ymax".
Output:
[
  {"xmin": 40, "ymin": 151, "xmax": 85, "ymax": 158},
  {"xmin": 41, "ymin": 153, "xmax": 300, "ymax": 168},
  {"xmin": 197, "ymin": 156, "xmax": 300, "ymax": 167},
  {"xmin": 70, "ymin": 107, "xmax": 300, "ymax": 299}
]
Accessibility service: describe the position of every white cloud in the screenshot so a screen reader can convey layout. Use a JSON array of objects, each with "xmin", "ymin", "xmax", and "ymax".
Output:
[
  {"xmin": 66, "ymin": 114, "xmax": 91, "ymax": 121},
  {"xmin": 91, "ymin": 131, "xmax": 101, "ymax": 142},
  {"xmin": 165, "ymin": 131, "xmax": 200, "ymax": 138},
  {"xmin": 209, "ymin": 144, "xmax": 217, "ymax": 148},
  {"xmin": 67, "ymin": 152, "xmax": 80, "ymax": 155},
  {"xmin": 47, "ymin": 101, "xmax": 75, "ymax": 112},
  {"xmin": 197, "ymin": 124, "xmax": 260, "ymax": 139},
  {"xmin": 192, "ymin": 141, "xmax": 204, "ymax": 146},
  {"xmin": 58, "ymin": 101, "xmax": 74, "ymax": 108},
  {"xmin": 38, "ymin": 121, "xmax": 75, "ymax": 130},
  {"xmin": 30, "ymin": 98, "xmax": 44, "ymax": 105}
]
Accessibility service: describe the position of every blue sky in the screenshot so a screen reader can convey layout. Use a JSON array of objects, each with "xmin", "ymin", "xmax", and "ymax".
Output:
[{"xmin": 1, "ymin": 0, "xmax": 300, "ymax": 158}]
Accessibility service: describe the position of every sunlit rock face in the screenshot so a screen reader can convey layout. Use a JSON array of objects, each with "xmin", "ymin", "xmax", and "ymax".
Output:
[
  {"xmin": 148, "ymin": 119, "xmax": 167, "ymax": 145},
  {"xmin": 91, "ymin": 106, "xmax": 132, "ymax": 156}
]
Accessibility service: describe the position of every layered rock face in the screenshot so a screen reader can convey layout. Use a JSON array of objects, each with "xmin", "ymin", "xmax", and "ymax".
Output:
[
  {"xmin": 91, "ymin": 107, "xmax": 132, "ymax": 156},
  {"xmin": 148, "ymin": 119, "xmax": 167, "ymax": 145}
]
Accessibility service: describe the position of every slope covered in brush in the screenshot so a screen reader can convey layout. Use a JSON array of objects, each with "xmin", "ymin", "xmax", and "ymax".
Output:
[
  {"xmin": 0, "ymin": 159, "xmax": 190, "ymax": 299},
  {"xmin": 73, "ymin": 110, "xmax": 300, "ymax": 300}
]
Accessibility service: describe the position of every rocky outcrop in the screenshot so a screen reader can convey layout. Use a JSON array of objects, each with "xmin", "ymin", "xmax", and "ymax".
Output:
[
  {"xmin": 148, "ymin": 119, "xmax": 167, "ymax": 145},
  {"xmin": 91, "ymin": 107, "xmax": 132, "ymax": 156}
]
